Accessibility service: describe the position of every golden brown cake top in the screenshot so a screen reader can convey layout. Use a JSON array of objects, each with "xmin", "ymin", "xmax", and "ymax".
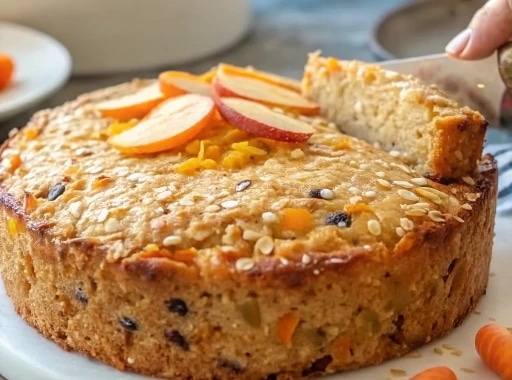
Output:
[{"xmin": 0, "ymin": 67, "xmax": 484, "ymax": 276}]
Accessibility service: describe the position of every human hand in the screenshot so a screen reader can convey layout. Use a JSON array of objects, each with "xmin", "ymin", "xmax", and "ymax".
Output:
[{"xmin": 445, "ymin": 0, "xmax": 512, "ymax": 60}]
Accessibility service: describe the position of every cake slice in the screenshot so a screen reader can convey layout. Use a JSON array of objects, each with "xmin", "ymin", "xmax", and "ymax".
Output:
[{"xmin": 302, "ymin": 52, "xmax": 488, "ymax": 180}]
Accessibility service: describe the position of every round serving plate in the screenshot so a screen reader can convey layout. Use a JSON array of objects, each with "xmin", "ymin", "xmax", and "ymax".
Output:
[{"xmin": 0, "ymin": 22, "xmax": 72, "ymax": 122}]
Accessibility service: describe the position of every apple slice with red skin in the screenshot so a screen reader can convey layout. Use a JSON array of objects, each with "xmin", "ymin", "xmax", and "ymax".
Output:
[
  {"xmin": 213, "ymin": 70, "xmax": 320, "ymax": 115},
  {"xmin": 215, "ymin": 97, "xmax": 315, "ymax": 143}
]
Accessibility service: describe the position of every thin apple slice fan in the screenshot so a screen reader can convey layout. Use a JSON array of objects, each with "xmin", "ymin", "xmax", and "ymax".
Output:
[{"xmin": 108, "ymin": 94, "xmax": 215, "ymax": 154}]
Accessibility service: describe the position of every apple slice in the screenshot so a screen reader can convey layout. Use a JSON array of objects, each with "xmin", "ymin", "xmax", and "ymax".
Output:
[
  {"xmin": 158, "ymin": 71, "xmax": 212, "ymax": 98},
  {"xmin": 214, "ymin": 70, "xmax": 319, "ymax": 115},
  {"xmin": 96, "ymin": 82, "xmax": 164, "ymax": 121},
  {"xmin": 218, "ymin": 63, "xmax": 301, "ymax": 92},
  {"xmin": 108, "ymin": 94, "xmax": 215, "ymax": 154},
  {"xmin": 215, "ymin": 97, "xmax": 315, "ymax": 143}
]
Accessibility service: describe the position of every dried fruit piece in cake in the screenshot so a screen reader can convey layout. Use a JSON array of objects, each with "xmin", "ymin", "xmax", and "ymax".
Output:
[
  {"xmin": 302, "ymin": 52, "xmax": 487, "ymax": 179},
  {"xmin": 108, "ymin": 94, "xmax": 215, "ymax": 154}
]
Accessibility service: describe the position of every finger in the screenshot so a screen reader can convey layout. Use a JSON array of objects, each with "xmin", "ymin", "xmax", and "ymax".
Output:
[{"xmin": 445, "ymin": 0, "xmax": 512, "ymax": 60}]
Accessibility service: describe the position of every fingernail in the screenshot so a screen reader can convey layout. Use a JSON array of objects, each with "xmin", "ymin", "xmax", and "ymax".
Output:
[{"xmin": 445, "ymin": 28, "xmax": 472, "ymax": 55}]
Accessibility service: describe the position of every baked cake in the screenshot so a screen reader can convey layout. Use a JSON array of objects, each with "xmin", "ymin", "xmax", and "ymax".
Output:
[{"xmin": 0, "ymin": 56, "xmax": 497, "ymax": 379}]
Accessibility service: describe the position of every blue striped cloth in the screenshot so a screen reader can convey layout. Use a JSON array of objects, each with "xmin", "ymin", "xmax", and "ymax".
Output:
[{"xmin": 485, "ymin": 144, "xmax": 512, "ymax": 215}]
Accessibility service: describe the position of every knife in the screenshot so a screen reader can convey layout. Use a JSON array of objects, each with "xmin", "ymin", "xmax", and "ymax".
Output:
[{"xmin": 379, "ymin": 52, "xmax": 505, "ymax": 126}]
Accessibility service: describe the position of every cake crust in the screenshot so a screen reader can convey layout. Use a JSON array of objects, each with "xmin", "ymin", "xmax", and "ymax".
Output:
[{"xmin": 0, "ymin": 72, "xmax": 498, "ymax": 379}]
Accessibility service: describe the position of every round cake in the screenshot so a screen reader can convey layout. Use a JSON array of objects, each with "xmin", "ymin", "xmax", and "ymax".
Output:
[{"xmin": 0, "ymin": 57, "xmax": 497, "ymax": 379}]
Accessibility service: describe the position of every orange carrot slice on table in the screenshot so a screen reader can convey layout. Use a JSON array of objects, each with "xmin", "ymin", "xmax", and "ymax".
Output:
[
  {"xmin": 218, "ymin": 63, "xmax": 302, "ymax": 92},
  {"xmin": 108, "ymin": 94, "xmax": 215, "ymax": 154},
  {"xmin": 0, "ymin": 54, "xmax": 15, "ymax": 91},
  {"xmin": 475, "ymin": 323, "xmax": 512, "ymax": 380},
  {"xmin": 408, "ymin": 366, "xmax": 457, "ymax": 380},
  {"xmin": 158, "ymin": 71, "xmax": 212, "ymax": 98},
  {"xmin": 96, "ymin": 82, "xmax": 164, "ymax": 121}
]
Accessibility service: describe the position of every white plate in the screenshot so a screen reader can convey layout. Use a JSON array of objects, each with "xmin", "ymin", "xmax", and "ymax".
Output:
[
  {"xmin": 370, "ymin": 0, "xmax": 486, "ymax": 60},
  {"xmin": 0, "ymin": 216, "xmax": 510, "ymax": 380},
  {"xmin": 0, "ymin": 22, "xmax": 72, "ymax": 122}
]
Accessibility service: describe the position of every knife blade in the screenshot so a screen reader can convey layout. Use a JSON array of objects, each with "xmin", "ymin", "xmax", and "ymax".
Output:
[{"xmin": 379, "ymin": 53, "xmax": 505, "ymax": 126}]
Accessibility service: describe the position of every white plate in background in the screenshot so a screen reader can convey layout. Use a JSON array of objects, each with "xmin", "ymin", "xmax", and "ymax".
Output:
[
  {"xmin": 0, "ymin": 216, "xmax": 510, "ymax": 380},
  {"xmin": 0, "ymin": 22, "xmax": 72, "ymax": 122},
  {"xmin": 0, "ymin": 0, "xmax": 251, "ymax": 75}
]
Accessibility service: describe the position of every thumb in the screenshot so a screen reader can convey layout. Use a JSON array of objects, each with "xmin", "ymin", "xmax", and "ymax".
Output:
[{"xmin": 445, "ymin": 0, "xmax": 512, "ymax": 60}]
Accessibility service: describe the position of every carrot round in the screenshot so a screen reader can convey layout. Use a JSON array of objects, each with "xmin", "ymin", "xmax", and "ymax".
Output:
[
  {"xmin": 108, "ymin": 94, "xmax": 215, "ymax": 154},
  {"xmin": 409, "ymin": 366, "xmax": 457, "ymax": 380},
  {"xmin": 0, "ymin": 54, "xmax": 15, "ymax": 91},
  {"xmin": 475, "ymin": 323, "xmax": 512, "ymax": 380}
]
